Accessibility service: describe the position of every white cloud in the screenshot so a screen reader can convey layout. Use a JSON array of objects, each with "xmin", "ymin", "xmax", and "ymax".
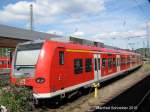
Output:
[
  {"xmin": 72, "ymin": 31, "xmax": 85, "ymax": 37},
  {"xmin": 47, "ymin": 30, "xmax": 64, "ymax": 35},
  {"xmin": 63, "ymin": 0, "xmax": 105, "ymax": 16},
  {"xmin": 94, "ymin": 30, "xmax": 146, "ymax": 40},
  {"xmin": 0, "ymin": 0, "xmax": 105, "ymax": 24},
  {"xmin": 62, "ymin": 18, "xmax": 81, "ymax": 24}
]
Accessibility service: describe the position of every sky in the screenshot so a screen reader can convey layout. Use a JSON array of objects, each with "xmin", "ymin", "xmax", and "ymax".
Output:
[{"xmin": 0, "ymin": 0, "xmax": 150, "ymax": 49}]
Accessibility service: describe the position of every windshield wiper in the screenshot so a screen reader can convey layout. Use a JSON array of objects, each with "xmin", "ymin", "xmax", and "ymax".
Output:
[{"xmin": 16, "ymin": 66, "xmax": 34, "ymax": 71}]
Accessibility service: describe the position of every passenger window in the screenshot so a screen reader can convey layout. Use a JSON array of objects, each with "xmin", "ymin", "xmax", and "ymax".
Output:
[
  {"xmin": 2, "ymin": 61, "xmax": 4, "ymax": 65},
  {"xmin": 94, "ymin": 58, "xmax": 97, "ymax": 70},
  {"xmin": 113, "ymin": 58, "xmax": 116, "ymax": 66},
  {"xmin": 117, "ymin": 58, "xmax": 120, "ymax": 66},
  {"xmin": 102, "ymin": 58, "xmax": 106, "ymax": 68},
  {"xmin": 108, "ymin": 58, "xmax": 112, "ymax": 69},
  {"xmin": 98, "ymin": 58, "xmax": 100, "ymax": 70},
  {"xmin": 59, "ymin": 51, "xmax": 64, "ymax": 65},
  {"xmin": 121, "ymin": 58, "xmax": 124, "ymax": 65},
  {"xmin": 74, "ymin": 59, "xmax": 83, "ymax": 74},
  {"xmin": 85, "ymin": 58, "xmax": 92, "ymax": 72}
]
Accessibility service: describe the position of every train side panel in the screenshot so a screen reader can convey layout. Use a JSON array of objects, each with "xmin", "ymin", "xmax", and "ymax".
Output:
[{"xmin": 50, "ymin": 48, "xmax": 95, "ymax": 93}]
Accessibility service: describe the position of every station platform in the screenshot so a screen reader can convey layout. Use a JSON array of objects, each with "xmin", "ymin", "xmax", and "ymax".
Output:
[{"xmin": 41, "ymin": 64, "xmax": 150, "ymax": 112}]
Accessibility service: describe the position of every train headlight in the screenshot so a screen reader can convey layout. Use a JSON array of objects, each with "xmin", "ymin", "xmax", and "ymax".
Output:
[{"xmin": 36, "ymin": 77, "xmax": 45, "ymax": 84}]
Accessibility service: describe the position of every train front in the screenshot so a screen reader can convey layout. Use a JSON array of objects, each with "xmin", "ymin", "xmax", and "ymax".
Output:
[{"xmin": 10, "ymin": 41, "xmax": 44, "ymax": 87}]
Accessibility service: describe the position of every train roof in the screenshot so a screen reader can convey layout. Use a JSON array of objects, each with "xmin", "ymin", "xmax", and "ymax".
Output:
[
  {"xmin": 17, "ymin": 39, "xmax": 140, "ymax": 56},
  {"xmin": 46, "ymin": 40, "xmax": 140, "ymax": 55}
]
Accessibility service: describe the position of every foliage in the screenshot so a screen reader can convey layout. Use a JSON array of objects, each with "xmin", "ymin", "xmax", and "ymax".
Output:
[
  {"xmin": 0, "ymin": 75, "xmax": 10, "ymax": 87},
  {"xmin": 0, "ymin": 48, "xmax": 15, "ymax": 57},
  {"xmin": 135, "ymin": 48, "xmax": 150, "ymax": 58},
  {"xmin": 0, "ymin": 84, "xmax": 34, "ymax": 112}
]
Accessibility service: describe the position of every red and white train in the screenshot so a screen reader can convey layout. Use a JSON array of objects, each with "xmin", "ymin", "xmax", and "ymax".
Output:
[{"xmin": 10, "ymin": 39, "xmax": 142, "ymax": 99}]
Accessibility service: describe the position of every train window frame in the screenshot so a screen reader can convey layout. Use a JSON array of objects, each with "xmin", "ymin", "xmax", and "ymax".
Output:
[
  {"xmin": 59, "ymin": 51, "xmax": 64, "ymax": 65},
  {"xmin": 74, "ymin": 59, "xmax": 83, "ymax": 74},
  {"xmin": 85, "ymin": 58, "xmax": 92, "ymax": 72}
]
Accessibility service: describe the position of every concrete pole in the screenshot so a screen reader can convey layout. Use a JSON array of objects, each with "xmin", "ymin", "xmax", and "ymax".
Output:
[{"xmin": 30, "ymin": 4, "xmax": 33, "ymax": 31}]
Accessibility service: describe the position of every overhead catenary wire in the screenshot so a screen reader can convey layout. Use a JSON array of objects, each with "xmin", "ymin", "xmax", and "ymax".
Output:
[{"xmin": 134, "ymin": 0, "xmax": 150, "ymax": 57}]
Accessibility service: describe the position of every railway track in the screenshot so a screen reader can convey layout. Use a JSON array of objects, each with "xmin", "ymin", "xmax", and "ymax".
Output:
[{"xmin": 34, "ymin": 65, "xmax": 150, "ymax": 112}]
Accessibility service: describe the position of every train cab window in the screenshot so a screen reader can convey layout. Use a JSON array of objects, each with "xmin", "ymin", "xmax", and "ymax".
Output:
[
  {"xmin": 108, "ymin": 58, "xmax": 112, "ymax": 69},
  {"xmin": 74, "ymin": 59, "xmax": 83, "ymax": 74},
  {"xmin": 102, "ymin": 58, "xmax": 106, "ymax": 68},
  {"xmin": 59, "ymin": 51, "xmax": 64, "ymax": 65},
  {"xmin": 85, "ymin": 58, "xmax": 92, "ymax": 72}
]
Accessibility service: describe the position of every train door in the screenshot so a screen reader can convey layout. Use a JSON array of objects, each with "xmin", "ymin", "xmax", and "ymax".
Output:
[
  {"xmin": 116, "ymin": 55, "xmax": 120, "ymax": 72},
  {"xmin": 93, "ymin": 54, "xmax": 101, "ymax": 81},
  {"xmin": 57, "ymin": 48, "xmax": 66, "ymax": 90}
]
